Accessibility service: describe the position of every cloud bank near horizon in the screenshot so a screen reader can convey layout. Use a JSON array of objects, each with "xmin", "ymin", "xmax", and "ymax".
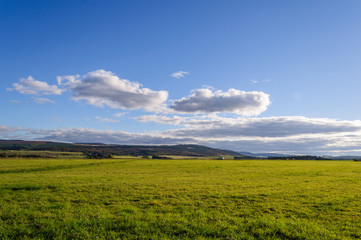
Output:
[
  {"xmin": 2, "ymin": 116, "xmax": 361, "ymax": 155},
  {"xmin": 137, "ymin": 115, "xmax": 360, "ymax": 137}
]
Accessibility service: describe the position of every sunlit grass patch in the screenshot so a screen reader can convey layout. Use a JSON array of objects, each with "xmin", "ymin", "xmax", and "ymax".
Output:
[{"xmin": 0, "ymin": 159, "xmax": 361, "ymax": 239}]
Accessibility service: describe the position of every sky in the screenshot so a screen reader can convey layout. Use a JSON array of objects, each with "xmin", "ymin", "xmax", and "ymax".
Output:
[{"xmin": 1, "ymin": 0, "xmax": 361, "ymax": 155}]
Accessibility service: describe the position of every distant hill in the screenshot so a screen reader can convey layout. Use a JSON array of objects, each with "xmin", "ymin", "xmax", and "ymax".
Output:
[{"xmin": 0, "ymin": 140, "xmax": 250, "ymax": 158}]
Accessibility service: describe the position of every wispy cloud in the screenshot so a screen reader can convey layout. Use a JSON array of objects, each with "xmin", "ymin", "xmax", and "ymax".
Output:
[
  {"xmin": 9, "ymin": 100, "xmax": 21, "ymax": 104},
  {"xmin": 251, "ymin": 79, "xmax": 270, "ymax": 84},
  {"xmin": 32, "ymin": 97, "xmax": 55, "ymax": 104},
  {"xmin": 136, "ymin": 115, "xmax": 185, "ymax": 125},
  {"xmin": 170, "ymin": 88, "xmax": 270, "ymax": 116},
  {"xmin": 51, "ymin": 116, "xmax": 64, "ymax": 122},
  {"xmin": 170, "ymin": 71, "xmax": 189, "ymax": 79},
  {"xmin": 114, "ymin": 112, "xmax": 127, "ymax": 118},
  {"xmin": 251, "ymin": 79, "xmax": 259, "ymax": 84},
  {"xmin": 96, "ymin": 116, "xmax": 120, "ymax": 123},
  {"xmin": 9, "ymin": 76, "xmax": 64, "ymax": 96}
]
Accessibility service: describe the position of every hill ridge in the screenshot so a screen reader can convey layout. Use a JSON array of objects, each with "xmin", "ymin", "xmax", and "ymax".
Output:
[{"xmin": 0, "ymin": 140, "xmax": 249, "ymax": 158}]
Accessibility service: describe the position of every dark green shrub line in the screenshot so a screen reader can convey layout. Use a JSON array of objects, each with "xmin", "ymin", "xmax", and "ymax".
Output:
[{"xmin": 0, "ymin": 160, "xmax": 123, "ymax": 174}]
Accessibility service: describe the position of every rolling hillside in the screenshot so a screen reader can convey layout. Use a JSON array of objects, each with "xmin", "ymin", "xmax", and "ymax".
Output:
[{"xmin": 0, "ymin": 140, "xmax": 249, "ymax": 158}]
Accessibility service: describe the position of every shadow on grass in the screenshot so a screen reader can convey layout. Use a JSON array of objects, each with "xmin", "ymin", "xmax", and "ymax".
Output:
[
  {"xmin": 0, "ymin": 160, "xmax": 129, "ymax": 174},
  {"xmin": 5, "ymin": 184, "xmax": 58, "ymax": 191}
]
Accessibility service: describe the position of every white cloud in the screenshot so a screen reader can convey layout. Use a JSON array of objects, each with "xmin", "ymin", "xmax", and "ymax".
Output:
[
  {"xmin": 170, "ymin": 71, "xmax": 189, "ymax": 79},
  {"xmin": 164, "ymin": 116, "xmax": 361, "ymax": 138},
  {"xmin": 9, "ymin": 100, "xmax": 21, "ymax": 104},
  {"xmin": 251, "ymin": 79, "xmax": 270, "ymax": 84},
  {"xmin": 26, "ymin": 128, "xmax": 193, "ymax": 145},
  {"xmin": 32, "ymin": 97, "xmax": 55, "ymax": 104},
  {"xmin": 10, "ymin": 76, "xmax": 64, "ymax": 96},
  {"xmin": 0, "ymin": 126, "xmax": 18, "ymax": 133},
  {"xmin": 96, "ymin": 117, "xmax": 119, "ymax": 123},
  {"xmin": 114, "ymin": 112, "xmax": 127, "ymax": 118},
  {"xmin": 58, "ymin": 69, "xmax": 168, "ymax": 111},
  {"xmin": 0, "ymin": 126, "xmax": 31, "ymax": 140},
  {"xmin": 170, "ymin": 88, "xmax": 270, "ymax": 116},
  {"xmin": 125, "ymin": 115, "xmax": 361, "ymax": 154},
  {"xmin": 2, "ymin": 115, "xmax": 361, "ymax": 155},
  {"xmin": 136, "ymin": 115, "xmax": 361, "ymax": 137},
  {"xmin": 136, "ymin": 115, "xmax": 185, "ymax": 125},
  {"xmin": 57, "ymin": 74, "xmax": 81, "ymax": 86}
]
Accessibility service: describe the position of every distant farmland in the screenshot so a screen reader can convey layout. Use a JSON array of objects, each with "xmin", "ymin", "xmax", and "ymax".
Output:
[{"xmin": 1, "ymin": 158, "xmax": 360, "ymax": 239}]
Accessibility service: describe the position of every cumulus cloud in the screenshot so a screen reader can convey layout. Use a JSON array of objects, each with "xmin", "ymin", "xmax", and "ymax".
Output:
[
  {"xmin": 58, "ymin": 69, "xmax": 168, "ymax": 111},
  {"xmin": 56, "ymin": 74, "xmax": 80, "ymax": 86},
  {"xmin": 32, "ymin": 97, "xmax": 55, "ymax": 104},
  {"xmin": 170, "ymin": 71, "xmax": 189, "ymax": 79},
  {"xmin": 10, "ymin": 76, "xmax": 64, "ymax": 96},
  {"xmin": 170, "ymin": 88, "xmax": 270, "ymax": 115}
]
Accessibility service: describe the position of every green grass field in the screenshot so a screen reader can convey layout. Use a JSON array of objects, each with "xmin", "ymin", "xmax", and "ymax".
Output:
[{"xmin": 1, "ymin": 158, "xmax": 361, "ymax": 239}]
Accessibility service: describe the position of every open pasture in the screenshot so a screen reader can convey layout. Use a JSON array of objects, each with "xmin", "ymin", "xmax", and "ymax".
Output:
[{"xmin": 1, "ymin": 158, "xmax": 361, "ymax": 239}]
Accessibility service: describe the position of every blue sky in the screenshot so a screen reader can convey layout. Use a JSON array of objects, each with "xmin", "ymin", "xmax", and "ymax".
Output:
[{"xmin": 1, "ymin": 0, "xmax": 361, "ymax": 155}]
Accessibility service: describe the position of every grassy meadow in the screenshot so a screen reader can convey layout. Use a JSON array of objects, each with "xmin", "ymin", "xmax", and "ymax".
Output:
[{"xmin": 1, "ymin": 158, "xmax": 361, "ymax": 239}]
